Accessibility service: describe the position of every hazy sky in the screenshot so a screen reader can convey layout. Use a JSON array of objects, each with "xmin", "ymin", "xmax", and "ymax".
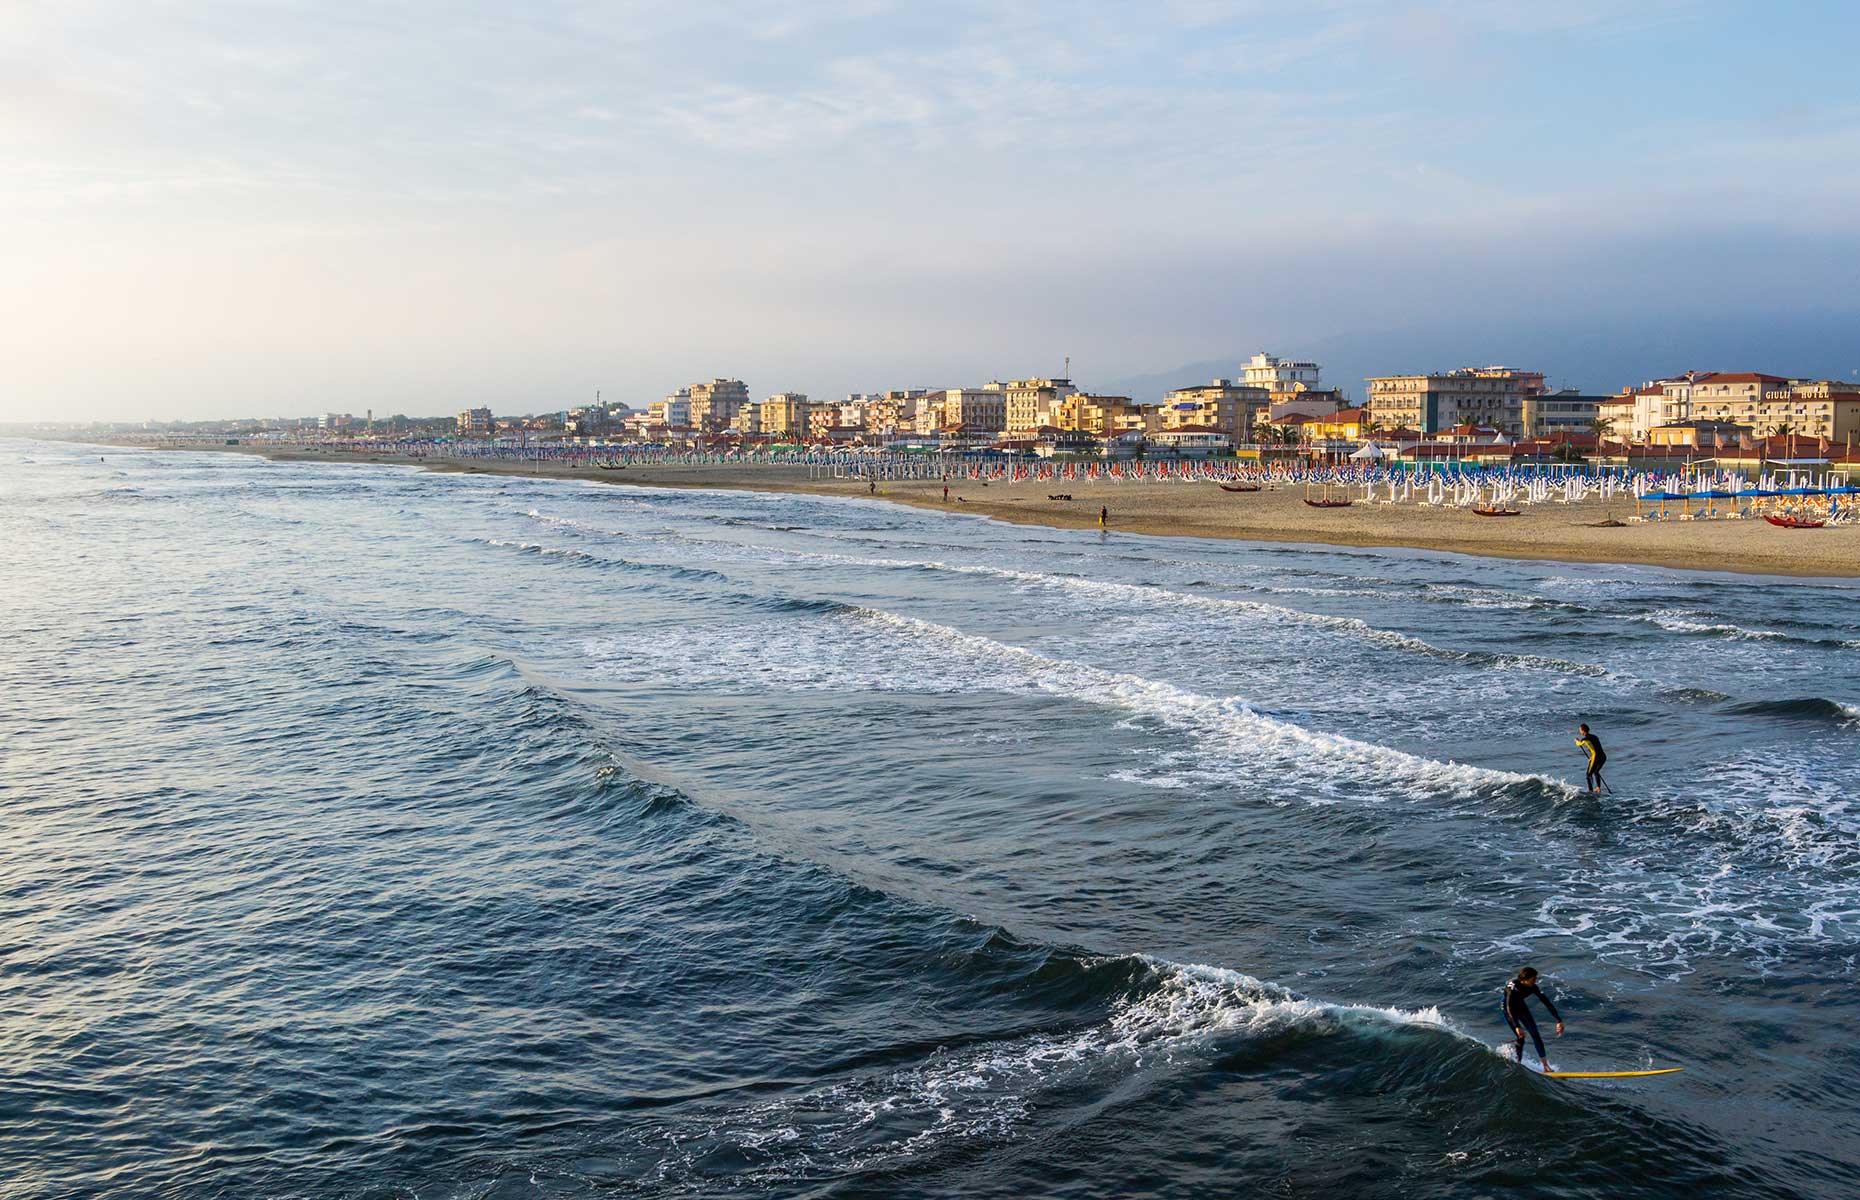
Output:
[{"xmin": 5, "ymin": 1, "xmax": 1859, "ymax": 421}]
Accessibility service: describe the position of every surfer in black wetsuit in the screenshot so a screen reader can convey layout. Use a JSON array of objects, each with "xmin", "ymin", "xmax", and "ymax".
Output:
[
  {"xmin": 1576, "ymin": 724, "xmax": 1607, "ymax": 793},
  {"xmin": 1503, "ymin": 966, "xmax": 1563, "ymax": 1069}
]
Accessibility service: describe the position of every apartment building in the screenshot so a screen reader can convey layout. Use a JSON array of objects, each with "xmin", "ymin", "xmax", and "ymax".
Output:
[
  {"xmin": 1004, "ymin": 378, "xmax": 1078, "ymax": 432},
  {"xmin": 456, "ymin": 407, "xmax": 494, "ymax": 437},
  {"xmin": 1052, "ymin": 393, "xmax": 1151, "ymax": 437},
  {"xmin": 687, "ymin": 379, "xmax": 750, "ymax": 431},
  {"xmin": 917, "ymin": 387, "xmax": 1007, "ymax": 434},
  {"xmin": 867, "ymin": 390, "xmax": 924, "ymax": 436},
  {"xmin": 759, "ymin": 392, "xmax": 810, "ymax": 436},
  {"xmin": 1366, "ymin": 367, "xmax": 1546, "ymax": 436},
  {"xmin": 1160, "ymin": 379, "xmax": 1270, "ymax": 442}
]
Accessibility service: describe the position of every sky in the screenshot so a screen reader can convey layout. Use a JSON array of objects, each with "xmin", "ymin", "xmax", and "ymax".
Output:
[{"xmin": 4, "ymin": 0, "xmax": 1860, "ymax": 421}]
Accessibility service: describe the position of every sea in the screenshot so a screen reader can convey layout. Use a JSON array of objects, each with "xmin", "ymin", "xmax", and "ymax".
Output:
[{"xmin": 4, "ymin": 437, "xmax": 1859, "ymax": 1200}]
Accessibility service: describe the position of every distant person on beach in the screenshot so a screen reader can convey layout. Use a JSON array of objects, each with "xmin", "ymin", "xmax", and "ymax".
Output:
[
  {"xmin": 1503, "ymin": 966, "xmax": 1564, "ymax": 1070},
  {"xmin": 943, "ymin": 484, "xmax": 949, "ymax": 502},
  {"xmin": 1099, "ymin": 505, "xmax": 1108, "ymax": 529},
  {"xmin": 1576, "ymin": 724, "xmax": 1607, "ymax": 793}
]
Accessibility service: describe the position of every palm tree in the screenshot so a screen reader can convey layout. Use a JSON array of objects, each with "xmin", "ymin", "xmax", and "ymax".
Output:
[{"xmin": 1587, "ymin": 415, "xmax": 1614, "ymax": 441}]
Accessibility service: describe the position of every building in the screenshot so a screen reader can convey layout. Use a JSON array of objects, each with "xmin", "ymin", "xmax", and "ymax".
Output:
[
  {"xmin": 1160, "ymin": 380, "xmax": 1270, "ymax": 443},
  {"xmin": 1366, "ymin": 367, "xmax": 1547, "ymax": 436},
  {"xmin": 686, "ymin": 379, "xmax": 750, "ymax": 431},
  {"xmin": 917, "ymin": 387, "xmax": 1007, "ymax": 434},
  {"xmin": 1268, "ymin": 391, "xmax": 1347, "ymax": 422},
  {"xmin": 866, "ymin": 390, "xmax": 924, "ymax": 436},
  {"xmin": 759, "ymin": 393, "xmax": 811, "ymax": 437},
  {"xmin": 1649, "ymin": 419, "xmax": 1753, "ymax": 448},
  {"xmin": 649, "ymin": 389, "xmax": 691, "ymax": 428},
  {"xmin": 456, "ymin": 407, "xmax": 494, "ymax": 437},
  {"xmin": 1004, "ymin": 378, "xmax": 1078, "ymax": 432},
  {"xmin": 1308, "ymin": 408, "xmax": 1375, "ymax": 442},
  {"xmin": 1051, "ymin": 393, "xmax": 1152, "ymax": 436},
  {"xmin": 1148, "ymin": 427, "xmax": 1232, "ymax": 457},
  {"xmin": 1692, "ymin": 375, "xmax": 1858, "ymax": 442},
  {"xmin": 1522, "ymin": 390, "xmax": 1609, "ymax": 438},
  {"xmin": 1242, "ymin": 352, "xmax": 1324, "ymax": 400}
]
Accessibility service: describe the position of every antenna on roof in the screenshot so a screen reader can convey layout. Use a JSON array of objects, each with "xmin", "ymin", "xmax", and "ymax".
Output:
[{"xmin": 1065, "ymin": 355, "xmax": 1070, "ymax": 381}]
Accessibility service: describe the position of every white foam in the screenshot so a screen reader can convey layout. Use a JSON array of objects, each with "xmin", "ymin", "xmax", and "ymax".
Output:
[
  {"xmin": 585, "ymin": 606, "xmax": 1573, "ymax": 802},
  {"xmin": 620, "ymin": 959, "xmax": 1464, "ymax": 1187},
  {"xmin": 606, "ymin": 528, "xmax": 1601, "ymax": 675},
  {"xmin": 855, "ymin": 608, "xmax": 1569, "ymax": 801}
]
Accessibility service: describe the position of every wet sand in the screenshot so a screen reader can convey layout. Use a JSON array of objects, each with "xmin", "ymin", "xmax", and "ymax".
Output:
[{"xmin": 129, "ymin": 444, "xmax": 1860, "ymax": 578}]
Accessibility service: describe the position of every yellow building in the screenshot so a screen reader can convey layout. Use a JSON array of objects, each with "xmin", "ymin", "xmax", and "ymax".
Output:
[
  {"xmin": 687, "ymin": 379, "xmax": 750, "ymax": 431},
  {"xmin": 1686, "ymin": 375, "xmax": 1860, "ymax": 442},
  {"xmin": 1161, "ymin": 380, "xmax": 1269, "ymax": 442},
  {"xmin": 1052, "ymin": 393, "xmax": 1152, "ymax": 437},
  {"xmin": 1307, "ymin": 407, "xmax": 1373, "ymax": 442},
  {"xmin": 917, "ymin": 387, "xmax": 1007, "ymax": 434},
  {"xmin": 759, "ymin": 393, "xmax": 811, "ymax": 436},
  {"xmin": 1005, "ymin": 378, "xmax": 1077, "ymax": 432}
]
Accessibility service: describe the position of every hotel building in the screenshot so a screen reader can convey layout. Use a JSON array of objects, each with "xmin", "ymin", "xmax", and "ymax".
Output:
[{"xmin": 1366, "ymin": 367, "xmax": 1547, "ymax": 436}]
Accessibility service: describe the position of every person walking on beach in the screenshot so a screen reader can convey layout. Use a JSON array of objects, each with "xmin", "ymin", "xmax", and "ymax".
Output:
[
  {"xmin": 943, "ymin": 483, "xmax": 950, "ymax": 503},
  {"xmin": 1576, "ymin": 723, "xmax": 1607, "ymax": 793},
  {"xmin": 1502, "ymin": 966, "xmax": 1564, "ymax": 1070},
  {"xmin": 1099, "ymin": 504, "xmax": 1108, "ymax": 530}
]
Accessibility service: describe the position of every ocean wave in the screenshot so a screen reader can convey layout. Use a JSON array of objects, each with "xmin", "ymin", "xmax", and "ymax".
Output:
[
  {"xmin": 586, "ymin": 606, "xmax": 1575, "ymax": 804},
  {"xmin": 1722, "ymin": 697, "xmax": 1860, "ymax": 726},
  {"xmin": 1640, "ymin": 609, "xmax": 1859, "ymax": 650},
  {"xmin": 600, "ymin": 956, "xmax": 1468, "ymax": 1192},
  {"xmin": 857, "ymin": 608, "xmax": 1576, "ymax": 802},
  {"xmin": 566, "ymin": 527, "xmax": 1608, "ymax": 677}
]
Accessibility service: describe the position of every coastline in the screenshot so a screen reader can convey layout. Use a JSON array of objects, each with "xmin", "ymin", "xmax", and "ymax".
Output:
[{"xmin": 81, "ymin": 440, "xmax": 1860, "ymax": 578}]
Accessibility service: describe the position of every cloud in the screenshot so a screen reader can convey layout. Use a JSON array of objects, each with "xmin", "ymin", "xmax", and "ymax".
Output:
[{"xmin": 1, "ymin": 0, "xmax": 1857, "ymax": 421}]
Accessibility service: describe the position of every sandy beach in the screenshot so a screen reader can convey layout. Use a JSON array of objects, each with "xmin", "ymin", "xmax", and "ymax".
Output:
[{"xmin": 123, "ymin": 443, "xmax": 1860, "ymax": 577}]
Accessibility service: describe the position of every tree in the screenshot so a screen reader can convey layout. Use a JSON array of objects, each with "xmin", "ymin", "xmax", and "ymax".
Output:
[{"xmin": 1587, "ymin": 415, "xmax": 1614, "ymax": 441}]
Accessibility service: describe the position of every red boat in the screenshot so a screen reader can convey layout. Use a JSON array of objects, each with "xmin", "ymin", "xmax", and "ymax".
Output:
[
  {"xmin": 1219, "ymin": 483, "xmax": 1261, "ymax": 493},
  {"xmin": 1304, "ymin": 499, "xmax": 1353, "ymax": 508},
  {"xmin": 1764, "ymin": 514, "xmax": 1825, "ymax": 529},
  {"xmin": 1473, "ymin": 507, "xmax": 1522, "ymax": 517}
]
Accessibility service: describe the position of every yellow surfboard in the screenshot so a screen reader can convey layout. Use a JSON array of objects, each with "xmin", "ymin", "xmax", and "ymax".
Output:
[{"xmin": 1542, "ymin": 1068, "xmax": 1683, "ymax": 1079}]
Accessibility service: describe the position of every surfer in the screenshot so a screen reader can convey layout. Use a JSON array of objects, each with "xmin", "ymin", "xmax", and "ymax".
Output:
[
  {"xmin": 1503, "ymin": 966, "xmax": 1563, "ymax": 1070},
  {"xmin": 1575, "ymin": 724, "xmax": 1607, "ymax": 793}
]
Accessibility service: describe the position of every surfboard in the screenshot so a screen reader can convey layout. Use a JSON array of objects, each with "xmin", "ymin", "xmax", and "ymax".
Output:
[{"xmin": 1541, "ymin": 1068, "xmax": 1683, "ymax": 1079}]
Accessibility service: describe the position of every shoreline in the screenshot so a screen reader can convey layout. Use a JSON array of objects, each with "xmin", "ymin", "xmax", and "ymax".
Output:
[{"xmin": 72, "ymin": 439, "xmax": 1860, "ymax": 578}]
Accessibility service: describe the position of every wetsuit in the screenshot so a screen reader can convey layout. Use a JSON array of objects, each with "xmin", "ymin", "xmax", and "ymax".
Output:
[
  {"xmin": 1503, "ymin": 977, "xmax": 1561, "ymax": 1063},
  {"xmin": 1577, "ymin": 732, "xmax": 1606, "ymax": 791}
]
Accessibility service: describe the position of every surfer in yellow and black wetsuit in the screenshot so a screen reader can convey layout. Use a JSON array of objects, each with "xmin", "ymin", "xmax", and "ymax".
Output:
[
  {"xmin": 1503, "ymin": 966, "xmax": 1564, "ymax": 1070},
  {"xmin": 1576, "ymin": 723, "xmax": 1607, "ymax": 793}
]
